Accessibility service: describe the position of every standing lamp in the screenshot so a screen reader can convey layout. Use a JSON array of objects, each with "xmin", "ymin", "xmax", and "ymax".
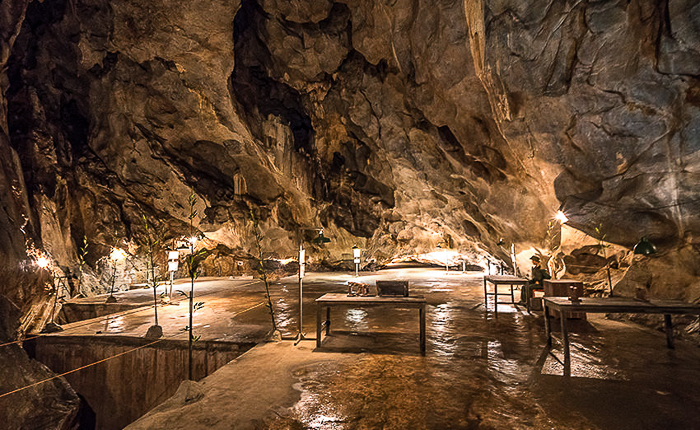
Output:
[
  {"xmin": 167, "ymin": 249, "xmax": 180, "ymax": 301},
  {"xmin": 292, "ymin": 227, "xmax": 330, "ymax": 345},
  {"xmin": 36, "ymin": 256, "xmax": 64, "ymax": 333},
  {"xmin": 352, "ymin": 245, "xmax": 361, "ymax": 277},
  {"xmin": 106, "ymin": 247, "xmax": 127, "ymax": 303},
  {"xmin": 632, "ymin": 237, "xmax": 656, "ymax": 300}
]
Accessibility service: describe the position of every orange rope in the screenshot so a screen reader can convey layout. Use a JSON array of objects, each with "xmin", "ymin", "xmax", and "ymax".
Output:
[
  {"xmin": 0, "ymin": 299, "xmax": 266, "ymax": 399},
  {"xmin": 0, "ymin": 280, "xmax": 261, "ymax": 348},
  {"xmin": 0, "ymin": 338, "xmax": 166, "ymax": 398}
]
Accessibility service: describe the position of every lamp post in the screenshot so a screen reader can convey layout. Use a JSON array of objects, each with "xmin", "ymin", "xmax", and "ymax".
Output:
[
  {"xmin": 291, "ymin": 228, "xmax": 330, "ymax": 344},
  {"xmin": 36, "ymin": 255, "xmax": 64, "ymax": 333},
  {"xmin": 352, "ymin": 245, "xmax": 361, "ymax": 277},
  {"xmin": 297, "ymin": 244, "xmax": 306, "ymax": 343},
  {"xmin": 106, "ymin": 247, "xmax": 127, "ymax": 303},
  {"xmin": 167, "ymin": 249, "xmax": 180, "ymax": 302}
]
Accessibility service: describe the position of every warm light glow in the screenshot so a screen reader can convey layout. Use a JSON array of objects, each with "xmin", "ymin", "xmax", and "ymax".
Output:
[
  {"xmin": 110, "ymin": 247, "xmax": 127, "ymax": 261},
  {"xmin": 188, "ymin": 236, "xmax": 198, "ymax": 245},
  {"xmin": 555, "ymin": 210, "xmax": 568, "ymax": 223},
  {"xmin": 36, "ymin": 256, "xmax": 51, "ymax": 269},
  {"xmin": 278, "ymin": 258, "xmax": 296, "ymax": 265},
  {"xmin": 353, "ymin": 247, "xmax": 361, "ymax": 258}
]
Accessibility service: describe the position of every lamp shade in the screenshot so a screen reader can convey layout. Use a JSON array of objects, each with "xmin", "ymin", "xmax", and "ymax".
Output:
[
  {"xmin": 312, "ymin": 231, "xmax": 331, "ymax": 244},
  {"xmin": 633, "ymin": 237, "xmax": 656, "ymax": 255}
]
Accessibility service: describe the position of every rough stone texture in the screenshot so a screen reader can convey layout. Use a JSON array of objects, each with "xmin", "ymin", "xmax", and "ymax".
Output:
[
  {"xmin": 0, "ymin": 344, "xmax": 81, "ymax": 429},
  {"xmin": 1, "ymin": 0, "xmax": 699, "ymax": 340}
]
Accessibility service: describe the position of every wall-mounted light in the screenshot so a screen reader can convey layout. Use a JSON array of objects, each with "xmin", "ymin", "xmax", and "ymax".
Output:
[
  {"xmin": 36, "ymin": 256, "xmax": 51, "ymax": 269},
  {"xmin": 555, "ymin": 210, "xmax": 568, "ymax": 223},
  {"xmin": 110, "ymin": 247, "xmax": 127, "ymax": 262},
  {"xmin": 633, "ymin": 237, "xmax": 657, "ymax": 255},
  {"xmin": 312, "ymin": 229, "xmax": 331, "ymax": 244}
]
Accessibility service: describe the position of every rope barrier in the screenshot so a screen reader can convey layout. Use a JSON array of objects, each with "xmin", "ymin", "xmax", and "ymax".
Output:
[
  {"xmin": 0, "ymin": 297, "xmax": 266, "ymax": 399},
  {"xmin": 0, "ymin": 280, "xmax": 260, "ymax": 349}
]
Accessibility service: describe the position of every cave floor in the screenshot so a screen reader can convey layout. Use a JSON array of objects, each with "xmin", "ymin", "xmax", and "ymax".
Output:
[{"xmin": 55, "ymin": 268, "xmax": 700, "ymax": 429}]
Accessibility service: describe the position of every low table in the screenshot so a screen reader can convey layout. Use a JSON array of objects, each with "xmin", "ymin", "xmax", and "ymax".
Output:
[
  {"xmin": 483, "ymin": 275, "xmax": 528, "ymax": 314},
  {"xmin": 315, "ymin": 293, "xmax": 427, "ymax": 355},
  {"xmin": 543, "ymin": 297, "xmax": 700, "ymax": 376}
]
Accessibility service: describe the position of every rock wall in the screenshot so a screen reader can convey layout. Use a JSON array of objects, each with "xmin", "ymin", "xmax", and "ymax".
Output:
[{"xmin": 1, "ymin": 0, "xmax": 699, "ymax": 326}]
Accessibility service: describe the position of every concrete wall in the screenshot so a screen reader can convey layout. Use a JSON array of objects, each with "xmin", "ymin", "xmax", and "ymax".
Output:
[
  {"xmin": 26, "ymin": 336, "xmax": 255, "ymax": 430},
  {"xmin": 58, "ymin": 304, "xmax": 146, "ymax": 324}
]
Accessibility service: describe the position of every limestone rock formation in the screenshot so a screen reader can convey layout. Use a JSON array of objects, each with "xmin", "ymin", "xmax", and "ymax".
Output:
[{"xmin": 1, "ymin": 1, "xmax": 699, "ymax": 420}]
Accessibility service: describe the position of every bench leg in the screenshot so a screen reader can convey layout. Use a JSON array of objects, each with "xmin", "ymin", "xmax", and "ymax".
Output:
[
  {"xmin": 325, "ymin": 306, "xmax": 331, "ymax": 335},
  {"xmin": 664, "ymin": 314, "xmax": 674, "ymax": 349},
  {"xmin": 420, "ymin": 304, "xmax": 426, "ymax": 356}
]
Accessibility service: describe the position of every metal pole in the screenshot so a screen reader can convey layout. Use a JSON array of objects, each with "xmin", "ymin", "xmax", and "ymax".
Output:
[{"xmin": 299, "ymin": 244, "xmax": 305, "ymax": 340}]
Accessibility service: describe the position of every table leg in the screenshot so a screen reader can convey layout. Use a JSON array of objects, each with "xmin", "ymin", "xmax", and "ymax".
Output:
[
  {"xmin": 525, "ymin": 284, "xmax": 531, "ymax": 313},
  {"xmin": 316, "ymin": 304, "xmax": 322, "ymax": 348},
  {"xmin": 483, "ymin": 277, "xmax": 488, "ymax": 309},
  {"xmin": 494, "ymin": 283, "xmax": 498, "ymax": 315},
  {"xmin": 561, "ymin": 311, "xmax": 570, "ymax": 377},
  {"xmin": 325, "ymin": 306, "xmax": 331, "ymax": 335},
  {"xmin": 509, "ymin": 284, "xmax": 515, "ymax": 305},
  {"xmin": 420, "ymin": 304, "xmax": 426, "ymax": 356},
  {"xmin": 544, "ymin": 301, "xmax": 551, "ymax": 346},
  {"xmin": 664, "ymin": 314, "xmax": 674, "ymax": 349}
]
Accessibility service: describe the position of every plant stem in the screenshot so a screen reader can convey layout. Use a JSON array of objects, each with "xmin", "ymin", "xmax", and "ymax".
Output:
[
  {"xmin": 189, "ymin": 247, "xmax": 194, "ymax": 380},
  {"xmin": 251, "ymin": 211, "xmax": 277, "ymax": 332}
]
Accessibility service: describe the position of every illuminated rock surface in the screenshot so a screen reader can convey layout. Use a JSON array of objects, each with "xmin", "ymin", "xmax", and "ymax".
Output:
[{"xmin": 1, "ymin": 0, "xmax": 700, "ymax": 427}]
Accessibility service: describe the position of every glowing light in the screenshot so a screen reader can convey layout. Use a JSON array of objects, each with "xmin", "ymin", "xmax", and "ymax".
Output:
[
  {"xmin": 110, "ymin": 247, "xmax": 127, "ymax": 261},
  {"xmin": 555, "ymin": 210, "xmax": 568, "ymax": 223},
  {"xmin": 188, "ymin": 236, "xmax": 198, "ymax": 245},
  {"xmin": 36, "ymin": 256, "xmax": 51, "ymax": 269}
]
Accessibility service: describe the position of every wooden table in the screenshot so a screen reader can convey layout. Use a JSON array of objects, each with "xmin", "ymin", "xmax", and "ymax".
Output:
[
  {"xmin": 483, "ymin": 275, "xmax": 528, "ymax": 314},
  {"xmin": 315, "ymin": 293, "xmax": 427, "ymax": 355},
  {"xmin": 543, "ymin": 297, "xmax": 700, "ymax": 376}
]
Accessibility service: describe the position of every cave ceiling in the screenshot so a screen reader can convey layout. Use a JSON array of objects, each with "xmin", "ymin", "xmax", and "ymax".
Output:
[{"xmin": 1, "ymin": 0, "xmax": 700, "ymax": 306}]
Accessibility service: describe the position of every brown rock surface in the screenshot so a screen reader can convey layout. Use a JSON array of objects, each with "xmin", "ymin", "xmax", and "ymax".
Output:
[{"xmin": 0, "ymin": 0, "xmax": 699, "ymax": 347}]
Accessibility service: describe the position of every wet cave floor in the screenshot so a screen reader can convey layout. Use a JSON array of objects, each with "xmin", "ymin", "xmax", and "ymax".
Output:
[{"xmin": 69, "ymin": 267, "xmax": 700, "ymax": 430}]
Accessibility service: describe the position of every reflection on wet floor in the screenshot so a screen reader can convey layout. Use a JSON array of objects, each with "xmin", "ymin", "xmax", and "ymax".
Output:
[
  {"xmin": 60, "ymin": 269, "xmax": 700, "ymax": 429},
  {"xmin": 260, "ymin": 268, "xmax": 700, "ymax": 430}
]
